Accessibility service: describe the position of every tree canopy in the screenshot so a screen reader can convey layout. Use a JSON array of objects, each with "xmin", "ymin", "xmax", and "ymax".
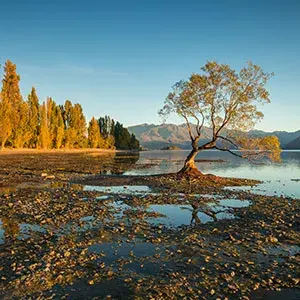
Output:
[
  {"xmin": 0, "ymin": 59, "xmax": 139, "ymax": 151},
  {"xmin": 160, "ymin": 61, "xmax": 281, "ymax": 174}
]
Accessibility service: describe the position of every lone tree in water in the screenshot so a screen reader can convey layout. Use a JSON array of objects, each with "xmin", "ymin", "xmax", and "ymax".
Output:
[{"xmin": 159, "ymin": 61, "xmax": 281, "ymax": 176}]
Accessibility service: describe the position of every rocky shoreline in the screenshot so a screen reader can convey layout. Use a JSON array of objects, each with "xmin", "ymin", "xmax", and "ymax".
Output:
[{"xmin": 0, "ymin": 152, "xmax": 299, "ymax": 299}]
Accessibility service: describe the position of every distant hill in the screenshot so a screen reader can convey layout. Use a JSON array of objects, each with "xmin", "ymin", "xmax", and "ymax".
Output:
[
  {"xmin": 128, "ymin": 123, "xmax": 212, "ymax": 150},
  {"xmin": 285, "ymin": 136, "xmax": 300, "ymax": 149},
  {"xmin": 128, "ymin": 123, "xmax": 300, "ymax": 150}
]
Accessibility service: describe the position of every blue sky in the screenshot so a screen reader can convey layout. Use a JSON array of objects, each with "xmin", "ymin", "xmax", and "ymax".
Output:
[{"xmin": 0, "ymin": 0, "xmax": 299, "ymax": 131}]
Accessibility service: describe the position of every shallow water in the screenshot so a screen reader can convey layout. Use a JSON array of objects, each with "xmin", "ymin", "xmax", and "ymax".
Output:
[
  {"xmin": 216, "ymin": 199, "xmax": 251, "ymax": 208},
  {"xmin": 125, "ymin": 150, "xmax": 300, "ymax": 199},
  {"xmin": 266, "ymin": 244, "xmax": 300, "ymax": 256},
  {"xmin": 147, "ymin": 204, "xmax": 214, "ymax": 226},
  {"xmin": 88, "ymin": 240, "xmax": 170, "ymax": 276},
  {"xmin": 0, "ymin": 220, "xmax": 46, "ymax": 244},
  {"xmin": 144, "ymin": 199, "xmax": 250, "ymax": 227},
  {"xmin": 80, "ymin": 183, "xmax": 252, "ymax": 228},
  {"xmin": 104, "ymin": 198, "xmax": 249, "ymax": 228}
]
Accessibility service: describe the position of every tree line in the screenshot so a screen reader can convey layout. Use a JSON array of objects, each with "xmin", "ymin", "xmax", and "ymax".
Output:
[{"xmin": 0, "ymin": 60, "xmax": 139, "ymax": 150}]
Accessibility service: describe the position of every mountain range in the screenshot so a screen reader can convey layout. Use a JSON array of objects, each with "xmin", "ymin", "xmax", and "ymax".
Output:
[
  {"xmin": 128, "ymin": 123, "xmax": 300, "ymax": 150},
  {"xmin": 285, "ymin": 136, "xmax": 300, "ymax": 149}
]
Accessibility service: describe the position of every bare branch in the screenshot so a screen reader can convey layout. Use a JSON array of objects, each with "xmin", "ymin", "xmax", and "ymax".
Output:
[
  {"xmin": 210, "ymin": 102, "xmax": 216, "ymax": 138},
  {"xmin": 194, "ymin": 103, "xmax": 205, "ymax": 134},
  {"xmin": 182, "ymin": 114, "xmax": 195, "ymax": 142},
  {"xmin": 214, "ymin": 146, "xmax": 244, "ymax": 158},
  {"xmin": 215, "ymin": 117, "xmax": 229, "ymax": 136},
  {"xmin": 189, "ymin": 112, "xmax": 202, "ymax": 136},
  {"xmin": 216, "ymin": 135, "xmax": 240, "ymax": 148},
  {"xmin": 198, "ymin": 111, "xmax": 205, "ymax": 134},
  {"xmin": 214, "ymin": 146, "xmax": 272, "ymax": 162}
]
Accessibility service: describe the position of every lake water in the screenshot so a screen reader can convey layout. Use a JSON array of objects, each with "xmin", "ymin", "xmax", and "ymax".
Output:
[{"xmin": 125, "ymin": 150, "xmax": 300, "ymax": 199}]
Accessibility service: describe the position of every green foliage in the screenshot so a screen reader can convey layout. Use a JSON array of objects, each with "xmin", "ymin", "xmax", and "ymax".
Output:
[
  {"xmin": 99, "ymin": 115, "xmax": 114, "ymax": 138},
  {"xmin": 113, "ymin": 121, "xmax": 139, "ymax": 150},
  {"xmin": 130, "ymin": 133, "xmax": 140, "ymax": 150}
]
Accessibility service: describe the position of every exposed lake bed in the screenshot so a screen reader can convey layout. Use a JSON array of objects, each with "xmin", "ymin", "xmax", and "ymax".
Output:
[{"xmin": 0, "ymin": 150, "xmax": 299, "ymax": 299}]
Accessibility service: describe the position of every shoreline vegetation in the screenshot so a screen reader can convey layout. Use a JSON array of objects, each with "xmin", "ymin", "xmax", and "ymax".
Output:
[
  {"xmin": 0, "ymin": 60, "xmax": 140, "ymax": 151},
  {"xmin": 0, "ymin": 148, "xmax": 119, "ymax": 155}
]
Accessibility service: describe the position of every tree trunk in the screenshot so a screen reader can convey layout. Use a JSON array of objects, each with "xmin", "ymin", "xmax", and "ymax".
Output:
[
  {"xmin": 0, "ymin": 139, "xmax": 6, "ymax": 149},
  {"xmin": 178, "ymin": 147, "xmax": 202, "ymax": 176}
]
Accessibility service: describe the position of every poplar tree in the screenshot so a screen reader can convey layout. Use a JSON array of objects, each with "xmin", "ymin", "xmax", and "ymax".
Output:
[
  {"xmin": 14, "ymin": 101, "xmax": 31, "ymax": 148},
  {"xmin": 104, "ymin": 135, "xmax": 115, "ymax": 149},
  {"xmin": 0, "ymin": 94, "xmax": 12, "ymax": 148},
  {"xmin": 27, "ymin": 87, "xmax": 40, "ymax": 148},
  {"xmin": 130, "ymin": 133, "xmax": 140, "ymax": 150},
  {"xmin": 0, "ymin": 59, "xmax": 139, "ymax": 150},
  {"xmin": 73, "ymin": 103, "xmax": 87, "ymax": 147},
  {"xmin": 62, "ymin": 101, "xmax": 87, "ymax": 148},
  {"xmin": 46, "ymin": 97, "xmax": 56, "ymax": 147},
  {"xmin": 53, "ymin": 106, "xmax": 64, "ymax": 149},
  {"xmin": 99, "ymin": 115, "xmax": 114, "ymax": 138},
  {"xmin": 1, "ymin": 60, "xmax": 24, "ymax": 147},
  {"xmin": 39, "ymin": 101, "xmax": 50, "ymax": 149},
  {"xmin": 88, "ymin": 117, "xmax": 101, "ymax": 148},
  {"xmin": 113, "ymin": 122, "xmax": 131, "ymax": 149},
  {"xmin": 61, "ymin": 100, "xmax": 74, "ymax": 148},
  {"xmin": 98, "ymin": 117, "xmax": 138, "ymax": 150}
]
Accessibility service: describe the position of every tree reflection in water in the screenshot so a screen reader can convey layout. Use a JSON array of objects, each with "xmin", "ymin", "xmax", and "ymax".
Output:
[
  {"xmin": 189, "ymin": 200, "xmax": 229, "ymax": 225},
  {"xmin": 99, "ymin": 152, "xmax": 140, "ymax": 174}
]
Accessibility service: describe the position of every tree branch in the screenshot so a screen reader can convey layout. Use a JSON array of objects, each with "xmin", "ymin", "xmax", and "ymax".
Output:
[
  {"xmin": 198, "ymin": 140, "xmax": 216, "ymax": 151},
  {"xmin": 190, "ymin": 112, "xmax": 200, "ymax": 135},
  {"xmin": 216, "ymin": 135, "xmax": 240, "ymax": 148},
  {"xmin": 214, "ymin": 146, "xmax": 271, "ymax": 161},
  {"xmin": 215, "ymin": 117, "xmax": 230, "ymax": 136},
  {"xmin": 182, "ymin": 114, "xmax": 195, "ymax": 142},
  {"xmin": 210, "ymin": 103, "xmax": 216, "ymax": 138},
  {"xmin": 190, "ymin": 112, "xmax": 204, "ymax": 136},
  {"xmin": 216, "ymin": 71, "xmax": 260, "ymax": 136},
  {"xmin": 214, "ymin": 146, "xmax": 244, "ymax": 158},
  {"xmin": 198, "ymin": 111, "xmax": 205, "ymax": 135}
]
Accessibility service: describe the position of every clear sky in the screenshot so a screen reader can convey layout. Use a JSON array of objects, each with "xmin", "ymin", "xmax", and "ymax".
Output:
[{"xmin": 0, "ymin": 0, "xmax": 299, "ymax": 132}]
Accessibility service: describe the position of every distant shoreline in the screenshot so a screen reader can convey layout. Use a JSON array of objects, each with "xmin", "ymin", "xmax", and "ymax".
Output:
[{"xmin": 0, "ymin": 148, "xmax": 119, "ymax": 155}]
